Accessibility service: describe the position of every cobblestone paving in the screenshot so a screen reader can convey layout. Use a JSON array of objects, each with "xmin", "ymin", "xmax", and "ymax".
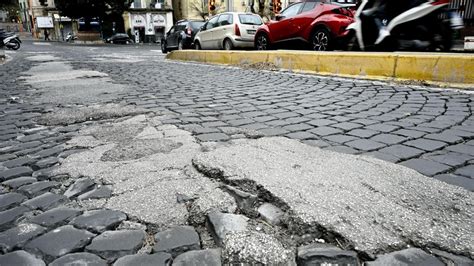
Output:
[{"xmin": 0, "ymin": 42, "xmax": 472, "ymax": 265}]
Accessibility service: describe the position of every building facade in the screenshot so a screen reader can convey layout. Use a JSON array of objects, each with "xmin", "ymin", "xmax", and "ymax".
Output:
[{"xmin": 125, "ymin": 0, "xmax": 174, "ymax": 43}]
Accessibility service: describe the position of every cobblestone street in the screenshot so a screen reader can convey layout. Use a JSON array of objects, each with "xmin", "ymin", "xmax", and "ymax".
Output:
[{"xmin": 0, "ymin": 42, "xmax": 473, "ymax": 265}]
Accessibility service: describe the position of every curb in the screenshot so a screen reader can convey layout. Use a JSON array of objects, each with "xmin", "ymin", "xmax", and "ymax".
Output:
[
  {"xmin": 166, "ymin": 50, "xmax": 474, "ymax": 89},
  {"xmin": 0, "ymin": 49, "xmax": 5, "ymax": 61}
]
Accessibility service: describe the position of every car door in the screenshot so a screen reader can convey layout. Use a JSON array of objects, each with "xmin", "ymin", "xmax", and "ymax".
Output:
[
  {"xmin": 215, "ymin": 13, "xmax": 233, "ymax": 49},
  {"xmin": 269, "ymin": 2, "xmax": 304, "ymax": 42},
  {"xmin": 166, "ymin": 26, "xmax": 176, "ymax": 47},
  {"xmin": 201, "ymin": 16, "xmax": 219, "ymax": 49},
  {"xmin": 289, "ymin": 1, "xmax": 320, "ymax": 38},
  {"xmin": 175, "ymin": 21, "xmax": 187, "ymax": 44}
]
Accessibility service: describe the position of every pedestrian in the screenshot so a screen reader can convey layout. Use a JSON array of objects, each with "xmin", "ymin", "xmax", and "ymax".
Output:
[{"xmin": 44, "ymin": 29, "xmax": 50, "ymax": 41}]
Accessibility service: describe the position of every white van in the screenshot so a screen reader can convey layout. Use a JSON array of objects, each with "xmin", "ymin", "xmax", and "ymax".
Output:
[{"xmin": 194, "ymin": 12, "xmax": 263, "ymax": 50}]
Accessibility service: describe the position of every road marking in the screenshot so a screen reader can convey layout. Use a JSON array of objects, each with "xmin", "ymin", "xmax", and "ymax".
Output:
[{"xmin": 33, "ymin": 42, "xmax": 51, "ymax": 45}]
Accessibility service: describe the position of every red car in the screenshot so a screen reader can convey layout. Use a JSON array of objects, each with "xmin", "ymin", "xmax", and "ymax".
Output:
[{"xmin": 255, "ymin": 0, "xmax": 355, "ymax": 51}]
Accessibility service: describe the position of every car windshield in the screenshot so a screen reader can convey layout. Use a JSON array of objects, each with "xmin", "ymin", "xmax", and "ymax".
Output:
[{"xmin": 238, "ymin": 14, "xmax": 262, "ymax": 25}]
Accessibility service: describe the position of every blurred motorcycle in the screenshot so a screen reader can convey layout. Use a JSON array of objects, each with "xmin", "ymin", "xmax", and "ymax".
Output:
[
  {"xmin": 347, "ymin": 0, "xmax": 463, "ymax": 51},
  {"xmin": 65, "ymin": 32, "xmax": 77, "ymax": 42},
  {"xmin": 0, "ymin": 30, "xmax": 21, "ymax": 50}
]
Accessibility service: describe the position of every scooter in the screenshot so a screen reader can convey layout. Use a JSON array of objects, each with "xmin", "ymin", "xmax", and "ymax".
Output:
[
  {"xmin": 0, "ymin": 30, "xmax": 21, "ymax": 50},
  {"xmin": 65, "ymin": 32, "xmax": 77, "ymax": 42},
  {"xmin": 347, "ymin": 0, "xmax": 463, "ymax": 51}
]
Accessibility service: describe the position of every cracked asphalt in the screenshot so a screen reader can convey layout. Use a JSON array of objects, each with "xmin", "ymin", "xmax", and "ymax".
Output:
[{"xmin": 2, "ymin": 41, "xmax": 474, "ymax": 191}]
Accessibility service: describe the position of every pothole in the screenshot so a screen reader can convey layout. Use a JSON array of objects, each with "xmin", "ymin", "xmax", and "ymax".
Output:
[{"xmin": 100, "ymin": 139, "xmax": 183, "ymax": 162}]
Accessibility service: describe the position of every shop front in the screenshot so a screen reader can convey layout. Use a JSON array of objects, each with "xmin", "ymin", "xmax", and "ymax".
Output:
[{"xmin": 130, "ymin": 12, "xmax": 172, "ymax": 43}]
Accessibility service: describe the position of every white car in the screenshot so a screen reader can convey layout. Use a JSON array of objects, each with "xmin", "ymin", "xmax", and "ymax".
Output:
[{"xmin": 194, "ymin": 12, "xmax": 263, "ymax": 50}]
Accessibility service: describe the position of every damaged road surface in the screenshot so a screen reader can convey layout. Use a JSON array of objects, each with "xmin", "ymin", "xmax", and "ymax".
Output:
[
  {"xmin": 1, "ymin": 43, "xmax": 473, "ymax": 265},
  {"xmin": 55, "ymin": 114, "xmax": 473, "ymax": 264}
]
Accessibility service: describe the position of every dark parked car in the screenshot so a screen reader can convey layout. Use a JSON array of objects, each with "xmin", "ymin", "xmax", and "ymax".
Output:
[
  {"xmin": 161, "ymin": 20, "xmax": 205, "ymax": 53},
  {"xmin": 255, "ymin": 0, "xmax": 355, "ymax": 51},
  {"xmin": 105, "ymin": 33, "xmax": 132, "ymax": 44}
]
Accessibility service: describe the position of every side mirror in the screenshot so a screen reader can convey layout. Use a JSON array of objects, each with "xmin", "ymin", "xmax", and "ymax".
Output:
[
  {"xmin": 200, "ymin": 24, "xmax": 206, "ymax": 31},
  {"xmin": 275, "ymin": 15, "xmax": 285, "ymax": 21}
]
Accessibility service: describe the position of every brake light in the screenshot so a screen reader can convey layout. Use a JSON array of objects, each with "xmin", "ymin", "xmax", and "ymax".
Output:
[
  {"xmin": 186, "ymin": 27, "xmax": 192, "ymax": 35},
  {"xmin": 235, "ymin": 24, "xmax": 241, "ymax": 36}
]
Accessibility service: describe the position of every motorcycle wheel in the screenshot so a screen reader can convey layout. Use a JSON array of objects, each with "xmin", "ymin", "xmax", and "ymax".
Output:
[
  {"xmin": 9, "ymin": 39, "xmax": 20, "ymax": 50},
  {"xmin": 429, "ymin": 21, "xmax": 452, "ymax": 52}
]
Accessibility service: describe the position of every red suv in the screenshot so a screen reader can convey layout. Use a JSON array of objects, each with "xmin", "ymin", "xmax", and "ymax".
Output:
[{"xmin": 255, "ymin": 0, "xmax": 355, "ymax": 51}]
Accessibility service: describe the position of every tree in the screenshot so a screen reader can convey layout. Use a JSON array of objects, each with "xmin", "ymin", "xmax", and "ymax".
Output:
[
  {"xmin": 54, "ymin": 0, "xmax": 132, "ymax": 31},
  {"xmin": 0, "ymin": 0, "xmax": 20, "ymax": 23},
  {"xmin": 190, "ymin": 0, "xmax": 222, "ymax": 20}
]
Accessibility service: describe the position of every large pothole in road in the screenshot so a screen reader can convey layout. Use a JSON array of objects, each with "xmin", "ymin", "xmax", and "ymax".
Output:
[
  {"xmin": 101, "ymin": 139, "xmax": 182, "ymax": 161},
  {"xmin": 36, "ymin": 104, "xmax": 149, "ymax": 126}
]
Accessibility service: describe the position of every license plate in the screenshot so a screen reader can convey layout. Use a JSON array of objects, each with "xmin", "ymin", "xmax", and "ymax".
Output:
[{"xmin": 247, "ymin": 30, "xmax": 256, "ymax": 35}]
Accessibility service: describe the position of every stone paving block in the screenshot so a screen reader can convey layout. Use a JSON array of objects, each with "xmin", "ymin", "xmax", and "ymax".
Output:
[
  {"xmin": 257, "ymin": 203, "xmax": 284, "ymax": 225},
  {"xmin": 371, "ymin": 134, "xmax": 407, "ymax": 145},
  {"xmin": 454, "ymin": 165, "xmax": 474, "ymax": 179},
  {"xmin": 332, "ymin": 122, "xmax": 362, "ymax": 131},
  {"xmin": 33, "ymin": 145, "xmax": 64, "ymax": 159},
  {"xmin": 273, "ymin": 112, "xmax": 298, "ymax": 119},
  {"xmin": 0, "ymin": 166, "xmax": 33, "ymax": 181},
  {"xmin": 365, "ymin": 124, "xmax": 399, "ymax": 133},
  {"xmin": 308, "ymin": 127, "xmax": 343, "ymax": 136},
  {"xmin": 77, "ymin": 185, "xmax": 113, "ymax": 200},
  {"xmin": 2, "ymin": 176, "xmax": 37, "ymax": 189},
  {"xmin": 153, "ymin": 226, "xmax": 201, "ymax": 257},
  {"xmin": 226, "ymin": 118, "xmax": 254, "ymax": 126},
  {"xmin": 2, "ymin": 156, "xmax": 35, "ymax": 168},
  {"xmin": 22, "ymin": 192, "xmax": 67, "ymax": 211},
  {"xmin": 30, "ymin": 207, "xmax": 82, "ymax": 227},
  {"xmin": 223, "ymin": 185, "xmax": 257, "ymax": 210},
  {"xmin": 393, "ymin": 129, "xmax": 426, "ymax": 138},
  {"xmin": 400, "ymin": 159, "xmax": 452, "ymax": 177},
  {"xmin": 50, "ymin": 252, "xmax": 107, "ymax": 266},
  {"xmin": 345, "ymin": 139, "xmax": 386, "ymax": 152},
  {"xmin": 366, "ymin": 248, "xmax": 443, "ymax": 266},
  {"xmin": 172, "ymin": 249, "xmax": 221, "ymax": 266},
  {"xmin": 364, "ymin": 151, "xmax": 400, "ymax": 163},
  {"xmin": 403, "ymin": 139, "xmax": 448, "ymax": 152},
  {"xmin": 285, "ymin": 131, "xmax": 317, "ymax": 140},
  {"xmin": 0, "ymin": 154, "xmax": 17, "ymax": 162},
  {"xmin": 113, "ymin": 253, "xmax": 172, "ymax": 266},
  {"xmin": 378, "ymin": 144, "xmax": 424, "ymax": 159},
  {"xmin": 307, "ymin": 119, "xmax": 336, "ymax": 127},
  {"xmin": 426, "ymin": 152, "xmax": 471, "ymax": 167},
  {"xmin": 347, "ymin": 129, "xmax": 379, "ymax": 138},
  {"xmin": 282, "ymin": 123, "xmax": 313, "ymax": 132},
  {"xmin": 18, "ymin": 181, "xmax": 60, "ymax": 197},
  {"xmin": 446, "ymin": 144, "xmax": 474, "ymax": 156},
  {"xmin": 64, "ymin": 177, "xmax": 95, "ymax": 198},
  {"xmin": 25, "ymin": 225, "xmax": 96, "ymax": 262},
  {"xmin": 207, "ymin": 211, "xmax": 248, "ymax": 246},
  {"xmin": 431, "ymin": 248, "xmax": 474, "ymax": 266},
  {"xmin": 323, "ymin": 134, "xmax": 359, "ymax": 144},
  {"xmin": 433, "ymin": 174, "xmax": 474, "ymax": 191},
  {"xmin": 85, "ymin": 230, "xmax": 146, "ymax": 263},
  {"xmin": 324, "ymin": 145, "xmax": 360, "ymax": 155},
  {"xmin": 0, "ymin": 192, "xmax": 27, "ymax": 211},
  {"xmin": 0, "ymin": 206, "xmax": 29, "ymax": 231},
  {"xmin": 35, "ymin": 157, "xmax": 59, "ymax": 169},
  {"xmin": 195, "ymin": 133, "xmax": 229, "ymax": 142},
  {"xmin": 258, "ymin": 127, "xmax": 289, "ymax": 136},
  {"xmin": 0, "ymin": 223, "xmax": 46, "ymax": 253},
  {"xmin": 297, "ymin": 243, "xmax": 358, "ymax": 266},
  {"xmin": 0, "ymin": 250, "xmax": 45, "ymax": 266},
  {"xmin": 70, "ymin": 209, "xmax": 127, "ymax": 233}
]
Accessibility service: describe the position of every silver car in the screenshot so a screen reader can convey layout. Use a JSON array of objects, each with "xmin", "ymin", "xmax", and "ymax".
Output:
[{"xmin": 194, "ymin": 12, "xmax": 263, "ymax": 50}]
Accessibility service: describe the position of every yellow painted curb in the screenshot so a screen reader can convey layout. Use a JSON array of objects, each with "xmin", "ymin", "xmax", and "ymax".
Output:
[{"xmin": 165, "ymin": 50, "xmax": 474, "ymax": 88}]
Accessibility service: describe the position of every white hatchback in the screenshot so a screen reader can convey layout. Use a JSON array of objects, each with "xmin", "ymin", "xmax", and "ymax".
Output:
[{"xmin": 194, "ymin": 12, "xmax": 263, "ymax": 50}]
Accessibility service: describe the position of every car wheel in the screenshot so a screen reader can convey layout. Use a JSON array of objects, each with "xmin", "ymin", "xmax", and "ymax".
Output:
[
  {"xmin": 224, "ymin": 39, "xmax": 233, "ymax": 50},
  {"xmin": 178, "ymin": 40, "xmax": 184, "ymax": 50},
  {"xmin": 161, "ymin": 41, "xmax": 168, "ymax": 53},
  {"xmin": 195, "ymin": 41, "xmax": 201, "ymax": 50},
  {"xmin": 126, "ymin": 40, "xmax": 130, "ymax": 44},
  {"xmin": 312, "ymin": 28, "xmax": 332, "ymax": 51},
  {"xmin": 255, "ymin": 33, "xmax": 270, "ymax": 50}
]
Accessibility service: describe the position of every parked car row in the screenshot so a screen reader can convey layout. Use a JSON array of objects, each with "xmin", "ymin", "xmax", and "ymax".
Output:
[{"xmin": 161, "ymin": 0, "xmax": 355, "ymax": 53}]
